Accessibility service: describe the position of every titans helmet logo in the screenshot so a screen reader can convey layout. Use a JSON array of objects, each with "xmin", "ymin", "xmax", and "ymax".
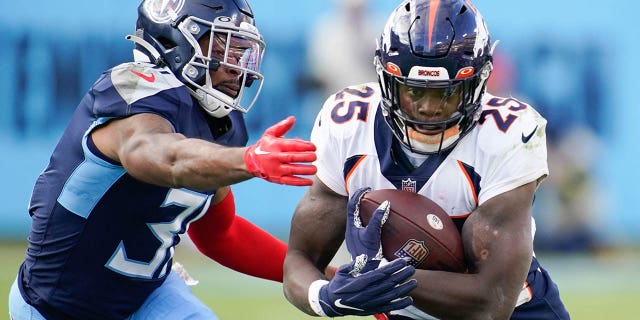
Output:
[{"xmin": 144, "ymin": 0, "xmax": 185, "ymax": 23}]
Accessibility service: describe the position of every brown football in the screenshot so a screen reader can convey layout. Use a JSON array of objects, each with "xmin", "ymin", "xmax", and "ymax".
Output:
[{"xmin": 358, "ymin": 189, "xmax": 466, "ymax": 272}]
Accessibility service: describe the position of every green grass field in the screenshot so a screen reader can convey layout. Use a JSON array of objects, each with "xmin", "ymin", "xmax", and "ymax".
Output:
[{"xmin": 2, "ymin": 242, "xmax": 639, "ymax": 319}]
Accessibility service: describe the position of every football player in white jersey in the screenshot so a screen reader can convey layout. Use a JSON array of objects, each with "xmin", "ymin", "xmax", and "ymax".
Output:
[{"xmin": 283, "ymin": 0, "xmax": 570, "ymax": 319}]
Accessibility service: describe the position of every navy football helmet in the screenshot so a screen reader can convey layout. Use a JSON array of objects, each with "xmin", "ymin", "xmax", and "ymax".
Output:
[
  {"xmin": 130, "ymin": 0, "xmax": 265, "ymax": 118},
  {"xmin": 375, "ymin": 0, "xmax": 494, "ymax": 154}
]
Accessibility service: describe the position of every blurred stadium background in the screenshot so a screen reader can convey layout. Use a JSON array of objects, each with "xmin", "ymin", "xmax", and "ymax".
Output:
[{"xmin": 1, "ymin": 0, "xmax": 638, "ymax": 319}]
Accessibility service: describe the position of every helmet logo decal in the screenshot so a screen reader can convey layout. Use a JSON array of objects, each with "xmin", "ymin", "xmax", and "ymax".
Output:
[
  {"xmin": 427, "ymin": 0, "xmax": 441, "ymax": 50},
  {"xmin": 144, "ymin": 0, "xmax": 185, "ymax": 23},
  {"xmin": 386, "ymin": 62, "xmax": 402, "ymax": 76},
  {"xmin": 455, "ymin": 67, "xmax": 475, "ymax": 79},
  {"xmin": 408, "ymin": 66, "xmax": 449, "ymax": 80}
]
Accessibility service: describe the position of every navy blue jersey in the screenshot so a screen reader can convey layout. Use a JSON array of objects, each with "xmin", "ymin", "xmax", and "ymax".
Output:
[{"xmin": 18, "ymin": 62, "xmax": 248, "ymax": 320}]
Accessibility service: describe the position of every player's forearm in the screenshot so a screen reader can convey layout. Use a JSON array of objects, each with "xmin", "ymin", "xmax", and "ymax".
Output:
[
  {"xmin": 167, "ymin": 138, "xmax": 252, "ymax": 190},
  {"xmin": 410, "ymin": 270, "xmax": 517, "ymax": 319},
  {"xmin": 415, "ymin": 183, "xmax": 534, "ymax": 319},
  {"xmin": 283, "ymin": 181, "xmax": 347, "ymax": 315},
  {"xmin": 122, "ymin": 134, "xmax": 252, "ymax": 191},
  {"xmin": 283, "ymin": 251, "xmax": 328, "ymax": 316}
]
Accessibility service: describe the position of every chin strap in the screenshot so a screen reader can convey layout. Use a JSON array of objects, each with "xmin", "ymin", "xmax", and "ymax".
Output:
[{"xmin": 125, "ymin": 34, "xmax": 164, "ymax": 66}]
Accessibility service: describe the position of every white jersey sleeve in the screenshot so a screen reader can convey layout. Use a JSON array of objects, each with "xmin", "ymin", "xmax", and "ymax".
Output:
[
  {"xmin": 472, "ymin": 93, "xmax": 549, "ymax": 205},
  {"xmin": 310, "ymin": 98, "xmax": 346, "ymax": 195},
  {"xmin": 310, "ymin": 83, "xmax": 382, "ymax": 196}
]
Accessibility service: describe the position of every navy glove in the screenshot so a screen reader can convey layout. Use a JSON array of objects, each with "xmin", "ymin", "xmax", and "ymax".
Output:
[
  {"xmin": 307, "ymin": 187, "xmax": 417, "ymax": 317},
  {"xmin": 345, "ymin": 187, "xmax": 387, "ymax": 262},
  {"xmin": 312, "ymin": 258, "xmax": 417, "ymax": 317}
]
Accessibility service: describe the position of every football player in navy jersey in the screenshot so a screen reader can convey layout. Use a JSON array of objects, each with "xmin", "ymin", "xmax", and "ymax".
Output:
[
  {"xmin": 8, "ymin": 1, "xmax": 318, "ymax": 319},
  {"xmin": 283, "ymin": 0, "xmax": 570, "ymax": 319}
]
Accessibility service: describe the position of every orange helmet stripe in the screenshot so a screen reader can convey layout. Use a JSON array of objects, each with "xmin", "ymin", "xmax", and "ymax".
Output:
[{"xmin": 427, "ymin": 0, "xmax": 441, "ymax": 50}]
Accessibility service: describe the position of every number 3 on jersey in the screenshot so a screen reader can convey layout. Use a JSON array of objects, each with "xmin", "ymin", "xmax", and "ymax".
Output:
[{"xmin": 106, "ymin": 188, "xmax": 209, "ymax": 279}]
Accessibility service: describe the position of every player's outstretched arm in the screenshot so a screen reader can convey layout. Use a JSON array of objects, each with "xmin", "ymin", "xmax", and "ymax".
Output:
[
  {"xmin": 91, "ymin": 114, "xmax": 316, "ymax": 191},
  {"xmin": 187, "ymin": 187, "xmax": 287, "ymax": 282},
  {"xmin": 188, "ymin": 186, "xmax": 340, "ymax": 283}
]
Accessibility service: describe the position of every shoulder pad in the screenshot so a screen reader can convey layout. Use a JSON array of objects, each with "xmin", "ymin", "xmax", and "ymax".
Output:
[{"xmin": 110, "ymin": 62, "xmax": 184, "ymax": 105}]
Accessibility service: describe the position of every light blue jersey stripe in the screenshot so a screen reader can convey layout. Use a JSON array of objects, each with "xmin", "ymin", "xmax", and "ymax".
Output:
[{"xmin": 57, "ymin": 118, "xmax": 125, "ymax": 218}]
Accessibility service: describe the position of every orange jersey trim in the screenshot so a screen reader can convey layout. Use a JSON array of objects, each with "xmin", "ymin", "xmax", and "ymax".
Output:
[
  {"xmin": 344, "ymin": 155, "xmax": 368, "ymax": 194},
  {"xmin": 457, "ymin": 160, "xmax": 479, "ymax": 206}
]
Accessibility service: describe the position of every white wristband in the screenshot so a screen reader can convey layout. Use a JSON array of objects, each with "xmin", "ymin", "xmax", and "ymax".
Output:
[{"xmin": 307, "ymin": 279, "xmax": 330, "ymax": 316}]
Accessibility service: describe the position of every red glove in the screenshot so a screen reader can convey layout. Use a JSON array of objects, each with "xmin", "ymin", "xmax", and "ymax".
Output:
[{"xmin": 244, "ymin": 116, "xmax": 317, "ymax": 186}]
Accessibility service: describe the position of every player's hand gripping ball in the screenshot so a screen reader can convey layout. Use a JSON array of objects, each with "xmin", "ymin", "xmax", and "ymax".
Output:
[{"xmin": 357, "ymin": 189, "xmax": 466, "ymax": 272}]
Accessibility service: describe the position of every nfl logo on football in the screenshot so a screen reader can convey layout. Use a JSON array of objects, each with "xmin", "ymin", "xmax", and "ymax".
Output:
[
  {"xmin": 401, "ymin": 178, "xmax": 416, "ymax": 193},
  {"xmin": 395, "ymin": 239, "xmax": 429, "ymax": 266}
]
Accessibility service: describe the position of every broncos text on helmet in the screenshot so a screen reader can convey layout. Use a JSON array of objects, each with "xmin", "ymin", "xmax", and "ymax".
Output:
[
  {"xmin": 130, "ymin": 0, "xmax": 265, "ymax": 118},
  {"xmin": 375, "ymin": 0, "xmax": 494, "ymax": 154}
]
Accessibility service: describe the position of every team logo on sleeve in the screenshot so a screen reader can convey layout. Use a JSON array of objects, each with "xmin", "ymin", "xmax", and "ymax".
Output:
[
  {"xmin": 401, "ymin": 178, "xmax": 417, "ymax": 193},
  {"xmin": 144, "ymin": 0, "xmax": 185, "ymax": 23},
  {"xmin": 394, "ymin": 239, "xmax": 429, "ymax": 266}
]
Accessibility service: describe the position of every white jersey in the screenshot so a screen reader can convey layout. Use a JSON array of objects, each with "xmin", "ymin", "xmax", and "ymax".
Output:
[{"xmin": 310, "ymin": 82, "xmax": 547, "ymax": 319}]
